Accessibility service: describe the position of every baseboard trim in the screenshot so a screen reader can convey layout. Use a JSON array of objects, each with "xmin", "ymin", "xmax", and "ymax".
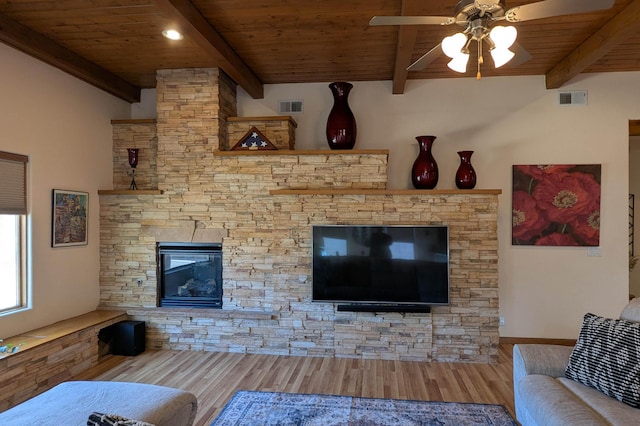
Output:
[{"xmin": 500, "ymin": 337, "xmax": 576, "ymax": 346}]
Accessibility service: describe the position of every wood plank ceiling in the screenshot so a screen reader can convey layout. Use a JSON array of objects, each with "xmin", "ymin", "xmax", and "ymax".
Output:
[{"xmin": 0, "ymin": 0, "xmax": 639, "ymax": 103}]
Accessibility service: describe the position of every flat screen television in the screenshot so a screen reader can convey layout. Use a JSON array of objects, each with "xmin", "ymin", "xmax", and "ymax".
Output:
[{"xmin": 312, "ymin": 225, "xmax": 450, "ymax": 311}]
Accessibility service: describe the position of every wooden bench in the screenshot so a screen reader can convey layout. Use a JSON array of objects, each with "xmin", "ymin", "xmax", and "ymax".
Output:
[{"xmin": 0, "ymin": 310, "xmax": 127, "ymax": 412}]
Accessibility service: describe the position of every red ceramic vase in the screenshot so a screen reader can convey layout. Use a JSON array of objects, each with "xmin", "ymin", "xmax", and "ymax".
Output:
[
  {"xmin": 411, "ymin": 136, "xmax": 438, "ymax": 189},
  {"xmin": 455, "ymin": 150, "xmax": 477, "ymax": 189},
  {"xmin": 326, "ymin": 82, "xmax": 357, "ymax": 149}
]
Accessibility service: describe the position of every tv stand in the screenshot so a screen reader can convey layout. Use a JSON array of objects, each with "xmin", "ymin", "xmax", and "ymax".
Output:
[{"xmin": 336, "ymin": 304, "xmax": 431, "ymax": 313}]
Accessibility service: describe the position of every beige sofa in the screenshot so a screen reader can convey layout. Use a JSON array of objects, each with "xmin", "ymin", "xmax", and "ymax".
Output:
[
  {"xmin": 513, "ymin": 298, "xmax": 640, "ymax": 425},
  {"xmin": 0, "ymin": 381, "xmax": 198, "ymax": 425}
]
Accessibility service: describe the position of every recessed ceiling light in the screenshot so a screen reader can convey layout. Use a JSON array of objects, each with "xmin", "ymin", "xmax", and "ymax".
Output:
[{"xmin": 162, "ymin": 29, "xmax": 184, "ymax": 41}]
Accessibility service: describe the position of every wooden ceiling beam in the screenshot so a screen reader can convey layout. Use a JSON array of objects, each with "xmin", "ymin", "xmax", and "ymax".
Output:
[
  {"xmin": 392, "ymin": 0, "xmax": 423, "ymax": 94},
  {"xmin": 546, "ymin": 0, "xmax": 640, "ymax": 89},
  {"xmin": 156, "ymin": 0, "xmax": 264, "ymax": 99},
  {"xmin": 0, "ymin": 12, "xmax": 140, "ymax": 103}
]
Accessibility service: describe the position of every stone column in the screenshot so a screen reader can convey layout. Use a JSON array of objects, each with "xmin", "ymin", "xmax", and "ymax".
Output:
[{"xmin": 155, "ymin": 68, "xmax": 237, "ymax": 194}]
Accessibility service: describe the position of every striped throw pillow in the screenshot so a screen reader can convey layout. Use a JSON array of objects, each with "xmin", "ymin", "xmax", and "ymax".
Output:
[
  {"xmin": 565, "ymin": 313, "xmax": 640, "ymax": 407},
  {"xmin": 87, "ymin": 412, "xmax": 155, "ymax": 426}
]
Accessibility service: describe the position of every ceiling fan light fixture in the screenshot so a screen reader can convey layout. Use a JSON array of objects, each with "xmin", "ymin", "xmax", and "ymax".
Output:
[
  {"xmin": 490, "ymin": 47, "xmax": 515, "ymax": 68},
  {"xmin": 489, "ymin": 25, "xmax": 517, "ymax": 49},
  {"xmin": 162, "ymin": 29, "xmax": 184, "ymax": 41},
  {"xmin": 371, "ymin": 0, "xmax": 616, "ymax": 77},
  {"xmin": 447, "ymin": 53, "xmax": 470, "ymax": 73},
  {"xmin": 442, "ymin": 32, "xmax": 468, "ymax": 58}
]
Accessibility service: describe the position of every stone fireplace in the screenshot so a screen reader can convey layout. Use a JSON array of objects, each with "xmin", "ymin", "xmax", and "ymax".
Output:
[
  {"xmin": 98, "ymin": 68, "xmax": 501, "ymax": 363},
  {"xmin": 157, "ymin": 243, "xmax": 222, "ymax": 308}
]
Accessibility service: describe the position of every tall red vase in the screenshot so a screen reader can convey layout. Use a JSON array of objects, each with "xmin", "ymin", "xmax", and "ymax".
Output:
[
  {"xmin": 455, "ymin": 150, "xmax": 477, "ymax": 189},
  {"xmin": 326, "ymin": 82, "xmax": 357, "ymax": 149},
  {"xmin": 411, "ymin": 136, "xmax": 438, "ymax": 189}
]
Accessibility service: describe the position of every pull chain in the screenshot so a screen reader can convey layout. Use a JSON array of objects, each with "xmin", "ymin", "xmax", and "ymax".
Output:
[{"xmin": 477, "ymin": 38, "xmax": 483, "ymax": 80}]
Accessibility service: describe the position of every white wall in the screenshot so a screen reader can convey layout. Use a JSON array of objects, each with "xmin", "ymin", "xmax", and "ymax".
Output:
[
  {"xmin": 0, "ymin": 44, "xmax": 130, "ymax": 338},
  {"xmin": 236, "ymin": 73, "xmax": 637, "ymax": 339},
  {"xmin": 630, "ymin": 136, "xmax": 640, "ymax": 297}
]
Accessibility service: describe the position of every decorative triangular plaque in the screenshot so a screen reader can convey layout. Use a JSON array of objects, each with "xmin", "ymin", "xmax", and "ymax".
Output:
[{"xmin": 231, "ymin": 126, "xmax": 278, "ymax": 151}]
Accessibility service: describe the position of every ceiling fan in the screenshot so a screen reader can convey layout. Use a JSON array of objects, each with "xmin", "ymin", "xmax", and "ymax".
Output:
[{"xmin": 370, "ymin": 0, "xmax": 615, "ymax": 78}]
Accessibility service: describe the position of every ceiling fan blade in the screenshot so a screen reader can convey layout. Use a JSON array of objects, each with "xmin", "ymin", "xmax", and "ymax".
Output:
[
  {"xmin": 369, "ymin": 16, "xmax": 454, "ymax": 26},
  {"xmin": 407, "ymin": 44, "xmax": 443, "ymax": 71},
  {"xmin": 506, "ymin": 42, "xmax": 532, "ymax": 67},
  {"xmin": 505, "ymin": 0, "xmax": 615, "ymax": 22}
]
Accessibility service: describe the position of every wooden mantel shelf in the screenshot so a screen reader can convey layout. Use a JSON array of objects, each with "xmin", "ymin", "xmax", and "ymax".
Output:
[
  {"xmin": 98, "ymin": 189, "xmax": 163, "ymax": 195},
  {"xmin": 270, "ymin": 189, "xmax": 502, "ymax": 195},
  {"xmin": 214, "ymin": 149, "xmax": 389, "ymax": 157},
  {"xmin": 110, "ymin": 118, "xmax": 156, "ymax": 125}
]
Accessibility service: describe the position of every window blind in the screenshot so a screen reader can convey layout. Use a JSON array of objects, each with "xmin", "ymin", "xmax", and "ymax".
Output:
[{"xmin": 0, "ymin": 151, "xmax": 28, "ymax": 215}]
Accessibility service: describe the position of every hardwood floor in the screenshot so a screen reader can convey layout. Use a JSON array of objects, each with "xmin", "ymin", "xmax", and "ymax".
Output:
[{"xmin": 74, "ymin": 344, "xmax": 516, "ymax": 426}]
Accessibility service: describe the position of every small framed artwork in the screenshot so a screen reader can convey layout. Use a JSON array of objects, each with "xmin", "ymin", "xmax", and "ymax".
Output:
[{"xmin": 52, "ymin": 189, "xmax": 88, "ymax": 247}]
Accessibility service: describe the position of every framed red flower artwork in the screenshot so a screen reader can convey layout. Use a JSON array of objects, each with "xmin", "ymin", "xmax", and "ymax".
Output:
[{"xmin": 512, "ymin": 164, "xmax": 601, "ymax": 246}]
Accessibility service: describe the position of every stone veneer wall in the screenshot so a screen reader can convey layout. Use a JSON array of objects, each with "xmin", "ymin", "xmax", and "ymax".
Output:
[
  {"xmin": 100, "ymin": 68, "xmax": 500, "ymax": 363},
  {"xmin": 111, "ymin": 120, "xmax": 158, "ymax": 190}
]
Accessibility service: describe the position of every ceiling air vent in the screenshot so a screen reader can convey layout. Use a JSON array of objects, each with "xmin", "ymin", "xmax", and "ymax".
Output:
[
  {"xmin": 278, "ymin": 100, "xmax": 303, "ymax": 114},
  {"xmin": 558, "ymin": 91, "xmax": 587, "ymax": 106}
]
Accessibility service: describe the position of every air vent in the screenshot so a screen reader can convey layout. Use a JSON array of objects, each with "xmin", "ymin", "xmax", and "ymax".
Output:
[
  {"xmin": 558, "ymin": 91, "xmax": 587, "ymax": 106},
  {"xmin": 278, "ymin": 100, "xmax": 303, "ymax": 114}
]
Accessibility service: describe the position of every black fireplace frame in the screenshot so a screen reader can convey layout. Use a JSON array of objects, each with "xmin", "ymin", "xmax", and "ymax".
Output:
[{"xmin": 156, "ymin": 242, "xmax": 223, "ymax": 308}]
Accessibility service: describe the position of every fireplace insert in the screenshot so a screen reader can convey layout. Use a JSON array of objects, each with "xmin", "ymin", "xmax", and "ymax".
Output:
[{"xmin": 157, "ymin": 242, "xmax": 222, "ymax": 308}]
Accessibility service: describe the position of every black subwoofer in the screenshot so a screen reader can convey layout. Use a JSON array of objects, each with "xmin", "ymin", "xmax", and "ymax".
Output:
[{"xmin": 112, "ymin": 320, "xmax": 145, "ymax": 356}]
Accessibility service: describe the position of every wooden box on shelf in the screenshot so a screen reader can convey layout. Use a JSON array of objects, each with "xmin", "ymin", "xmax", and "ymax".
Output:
[{"xmin": 226, "ymin": 116, "xmax": 297, "ymax": 150}]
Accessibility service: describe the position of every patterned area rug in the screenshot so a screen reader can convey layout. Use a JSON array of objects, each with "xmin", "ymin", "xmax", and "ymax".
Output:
[{"xmin": 211, "ymin": 390, "xmax": 516, "ymax": 425}]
